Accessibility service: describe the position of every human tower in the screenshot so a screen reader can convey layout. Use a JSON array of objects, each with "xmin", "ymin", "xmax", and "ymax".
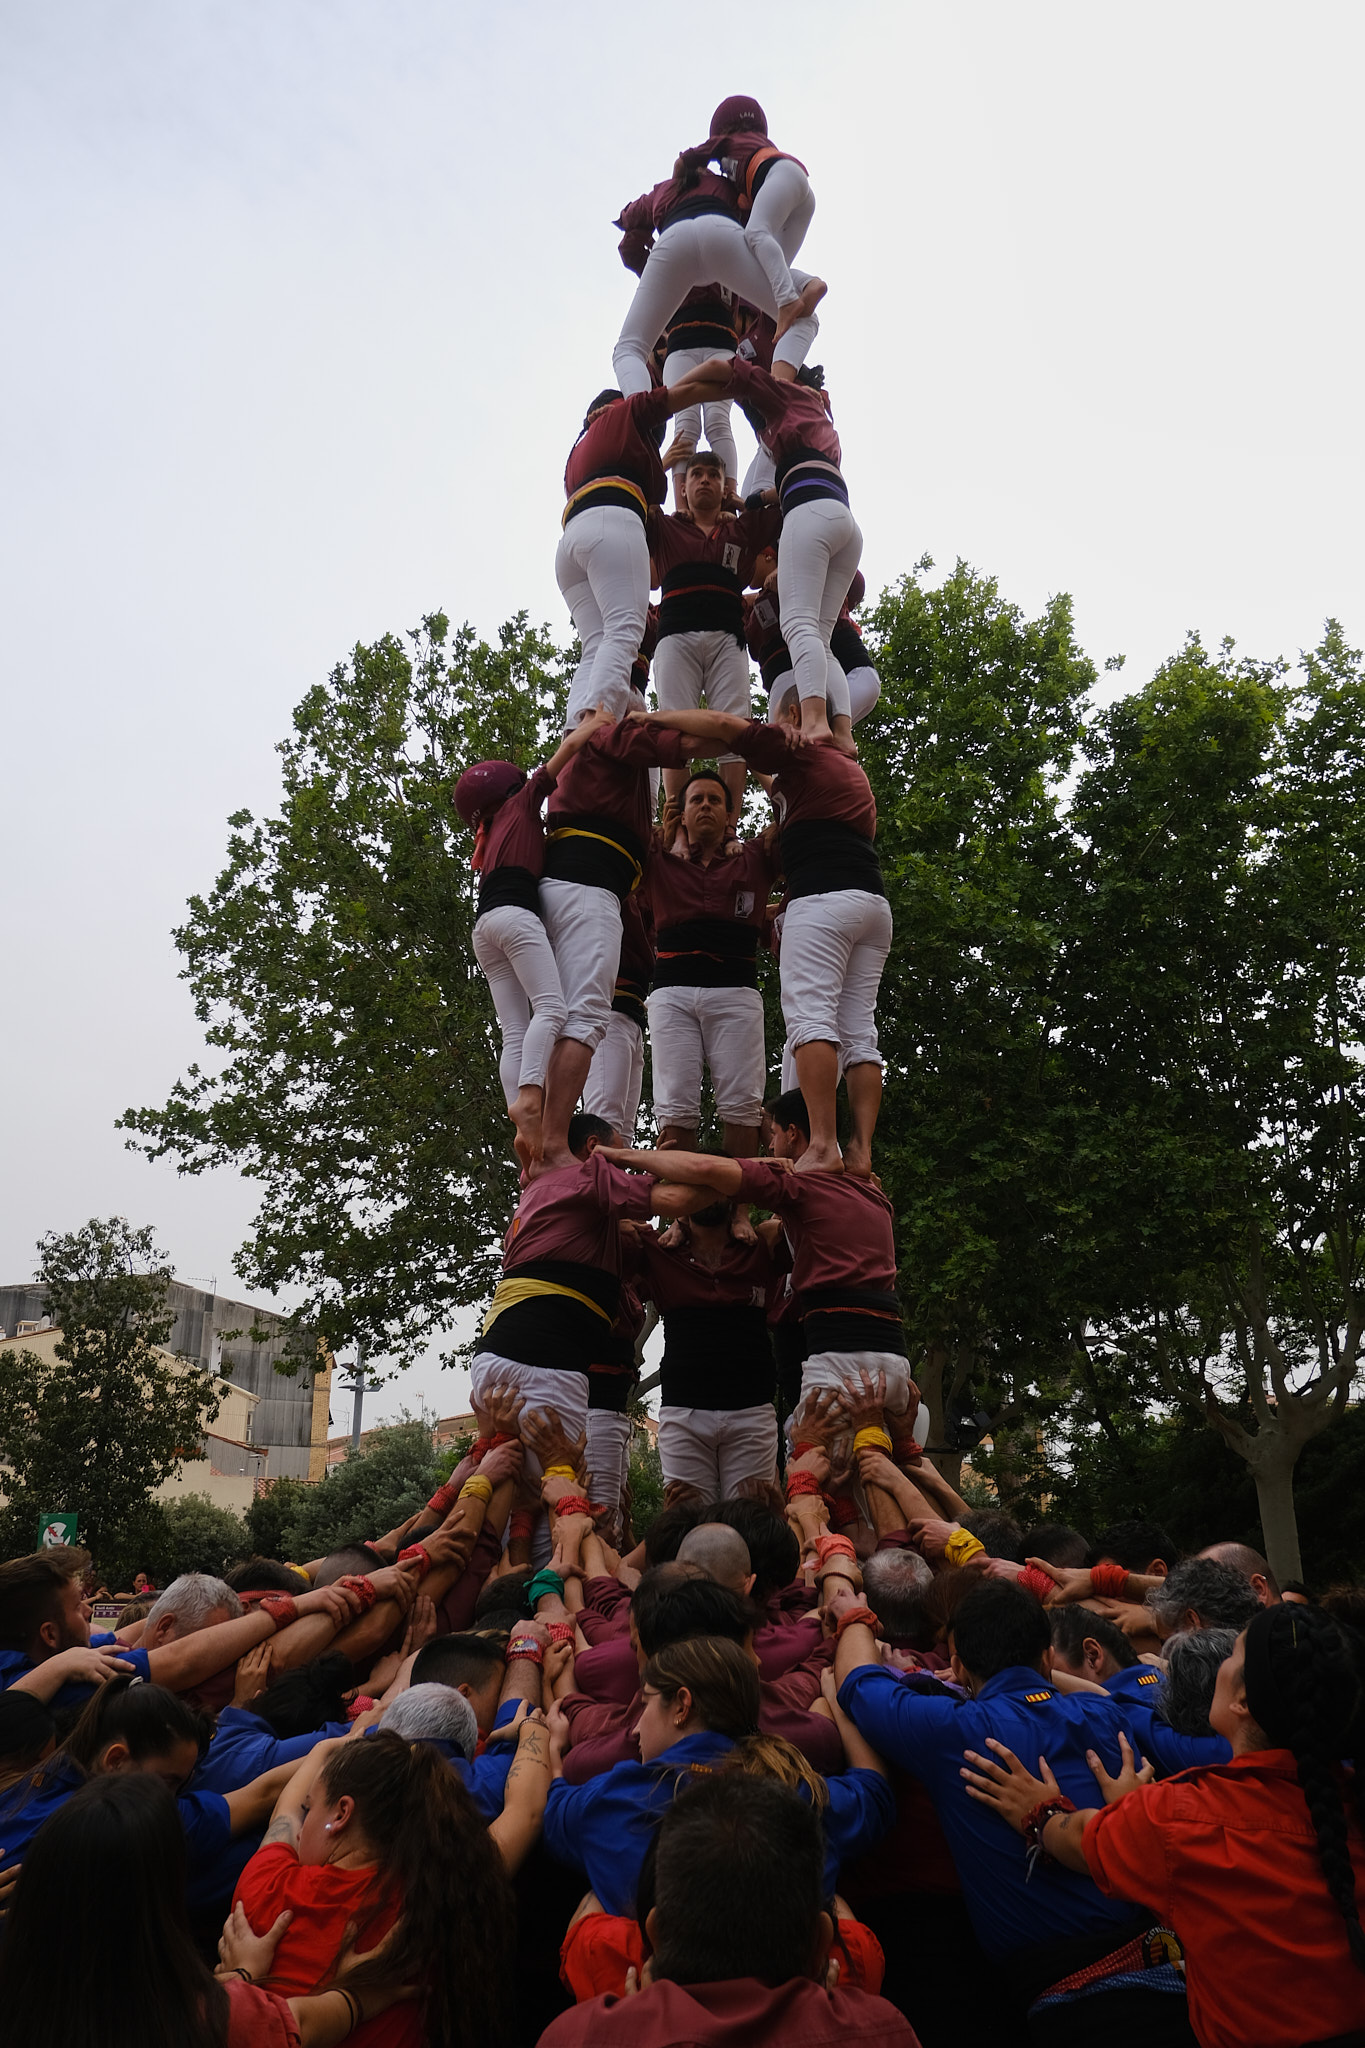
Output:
[{"xmin": 453, "ymin": 97, "xmax": 916, "ymax": 1539}]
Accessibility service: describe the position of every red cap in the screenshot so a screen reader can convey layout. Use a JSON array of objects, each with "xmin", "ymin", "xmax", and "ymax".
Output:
[
  {"xmin": 453, "ymin": 759, "xmax": 526, "ymax": 828},
  {"xmin": 711, "ymin": 95, "xmax": 767, "ymax": 137}
]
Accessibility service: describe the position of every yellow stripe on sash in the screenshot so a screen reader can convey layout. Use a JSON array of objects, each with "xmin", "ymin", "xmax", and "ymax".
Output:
[
  {"xmin": 482, "ymin": 1275, "xmax": 613, "ymax": 1338},
  {"xmin": 561, "ymin": 476, "xmax": 649, "ymax": 528},
  {"xmin": 544, "ymin": 827, "xmax": 643, "ymax": 890}
]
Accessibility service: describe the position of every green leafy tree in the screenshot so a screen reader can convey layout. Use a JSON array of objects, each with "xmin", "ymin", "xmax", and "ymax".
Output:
[
  {"xmin": 626, "ymin": 1431, "xmax": 665, "ymax": 1543},
  {"xmin": 119, "ymin": 614, "xmax": 574, "ymax": 1372},
  {"xmin": 0, "ymin": 1220, "xmax": 219, "ymax": 1584},
  {"xmin": 275, "ymin": 1420, "xmax": 441, "ymax": 1561},
  {"xmin": 157, "ymin": 1493, "xmax": 251, "ymax": 1578},
  {"xmin": 243, "ymin": 1477, "xmax": 311, "ymax": 1564}
]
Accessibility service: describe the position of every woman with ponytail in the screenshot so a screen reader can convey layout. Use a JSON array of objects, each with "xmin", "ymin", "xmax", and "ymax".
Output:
[
  {"xmin": 231, "ymin": 1730, "xmax": 514, "ymax": 2047},
  {"xmin": 962, "ymin": 1603, "xmax": 1365, "ymax": 2048}
]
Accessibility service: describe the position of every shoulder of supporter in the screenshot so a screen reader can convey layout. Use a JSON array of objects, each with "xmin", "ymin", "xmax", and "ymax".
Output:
[
  {"xmin": 732, "ymin": 718, "xmax": 791, "ymax": 774},
  {"xmin": 736, "ymin": 1156, "xmax": 798, "ymax": 1209}
]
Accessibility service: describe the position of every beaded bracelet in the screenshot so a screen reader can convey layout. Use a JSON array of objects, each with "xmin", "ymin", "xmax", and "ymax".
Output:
[
  {"xmin": 1089, "ymin": 1562, "xmax": 1130, "ymax": 1600},
  {"xmin": 506, "ymin": 1635, "xmax": 544, "ymax": 1666},
  {"xmin": 1022, "ymin": 1794, "xmax": 1077, "ymax": 1868},
  {"xmin": 397, "ymin": 1543, "xmax": 433, "ymax": 1577},
  {"xmin": 853, "ymin": 1425, "xmax": 894, "ymax": 1455}
]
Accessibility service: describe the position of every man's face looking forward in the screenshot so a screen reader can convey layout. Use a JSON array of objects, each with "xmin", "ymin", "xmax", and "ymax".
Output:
[
  {"xmin": 685, "ymin": 462, "xmax": 726, "ymax": 523},
  {"xmin": 683, "ymin": 778, "xmax": 729, "ymax": 854}
]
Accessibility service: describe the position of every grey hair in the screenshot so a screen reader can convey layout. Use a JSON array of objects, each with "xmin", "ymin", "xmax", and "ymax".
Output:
[
  {"xmin": 1145, "ymin": 1556, "xmax": 1261, "ymax": 1638},
  {"xmin": 1156, "ymin": 1627, "xmax": 1239, "ymax": 1736},
  {"xmin": 862, "ymin": 1548, "xmax": 934, "ymax": 1639},
  {"xmin": 382, "ymin": 1682, "xmax": 479, "ymax": 1759},
  {"xmin": 143, "ymin": 1573, "xmax": 243, "ymax": 1635}
]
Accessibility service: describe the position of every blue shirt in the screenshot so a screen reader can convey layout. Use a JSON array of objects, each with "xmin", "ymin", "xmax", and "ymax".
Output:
[
  {"xmin": 0, "ymin": 1759, "xmax": 229, "ymax": 1877},
  {"xmin": 0, "ymin": 1634, "xmax": 152, "ymax": 1715},
  {"xmin": 838, "ymin": 1662, "xmax": 1163, "ymax": 1961},
  {"xmin": 542, "ymin": 1729, "xmax": 894, "ymax": 1915},
  {"xmin": 189, "ymin": 1708, "xmax": 353, "ymax": 1795},
  {"xmin": 1101, "ymin": 1666, "xmax": 1231, "ymax": 1777}
]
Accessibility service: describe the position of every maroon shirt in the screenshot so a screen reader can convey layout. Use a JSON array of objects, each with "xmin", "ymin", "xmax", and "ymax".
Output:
[
  {"xmin": 649, "ymin": 504, "xmax": 779, "ymax": 647},
  {"xmin": 575, "ymin": 1574, "xmax": 634, "ymax": 1648},
  {"xmin": 572, "ymin": 1634, "xmax": 640, "ymax": 1708},
  {"xmin": 545, "ymin": 720, "xmax": 687, "ymax": 899},
  {"xmin": 479, "ymin": 765, "xmax": 553, "ymax": 881},
  {"xmin": 643, "ymin": 834, "xmax": 777, "ymax": 991},
  {"xmin": 540, "ymin": 1976, "xmax": 919, "ymax": 2048},
  {"xmin": 733, "ymin": 722, "xmax": 876, "ymax": 838},
  {"xmin": 564, "ymin": 389, "xmax": 671, "ymax": 514},
  {"xmin": 728, "ymin": 358, "xmax": 841, "ymax": 473},
  {"xmin": 503, "ymin": 1153, "xmax": 656, "ymax": 1279},
  {"xmin": 734, "ymin": 1162, "xmax": 897, "ymax": 1299},
  {"xmin": 560, "ymin": 1646, "xmax": 842, "ymax": 1783}
]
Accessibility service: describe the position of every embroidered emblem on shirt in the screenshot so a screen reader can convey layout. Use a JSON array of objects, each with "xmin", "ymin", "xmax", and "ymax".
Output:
[
  {"xmin": 1136, "ymin": 1671, "xmax": 1160, "ymax": 1685},
  {"xmin": 1024, "ymin": 1691, "xmax": 1053, "ymax": 1704}
]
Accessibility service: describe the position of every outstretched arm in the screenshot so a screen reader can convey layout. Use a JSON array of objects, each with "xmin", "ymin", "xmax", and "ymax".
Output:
[
  {"xmin": 641, "ymin": 707, "xmax": 751, "ymax": 748},
  {"xmin": 663, "ymin": 360, "xmax": 735, "ymax": 412},
  {"xmin": 543, "ymin": 704, "xmax": 614, "ymax": 782},
  {"xmin": 601, "ymin": 1146, "xmax": 747, "ymax": 1194}
]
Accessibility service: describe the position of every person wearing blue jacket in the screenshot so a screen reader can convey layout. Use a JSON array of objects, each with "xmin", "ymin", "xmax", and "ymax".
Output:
[{"xmin": 543, "ymin": 1635, "xmax": 893, "ymax": 1916}]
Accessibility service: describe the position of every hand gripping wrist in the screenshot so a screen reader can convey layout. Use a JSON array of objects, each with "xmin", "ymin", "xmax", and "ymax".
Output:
[
  {"xmin": 258, "ymin": 1593, "xmax": 298, "ymax": 1630},
  {"xmin": 786, "ymin": 1470, "xmax": 823, "ymax": 1500},
  {"xmin": 834, "ymin": 1603, "xmax": 882, "ymax": 1641},
  {"xmin": 1017, "ymin": 1566, "xmax": 1055, "ymax": 1602},
  {"xmin": 506, "ymin": 1634, "xmax": 544, "ymax": 1666},
  {"xmin": 943, "ymin": 1528, "xmax": 985, "ymax": 1568},
  {"xmin": 543, "ymin": 1463, "xmax": 578, "ymax": 1481},
  {"xmin": 815, "ymin": 1533, "xmax": 858, "ymax": 1573},
  {"xmin": 525, "ymin": 1567, "xmax": 566, "ymax": 1607},
  {"xmin": 337, "ymin": 1573, "xmax": 377, "ymax": 1612},
  {"xmin": 459, "ymin": 1473, "xmax": 494, "ymax": 1505},
  {"xmin": 853, "ymin": 1425, "xmax": 893, "ymax": 1455},
  {"xmin": 551, "ymin": 1492, "xmax": 594, "ymax": 1520},
  {"xmin": 397, "ymin": 1543, "xmax": 433, "ymax": 1577},
  {"xmin": 1089, "ymin": 1563, "xmax": 1130, "ymax": 1600},
  {"xmin": 546, "ymin": 1621, "xmax": 576, "ymax": 1647}
]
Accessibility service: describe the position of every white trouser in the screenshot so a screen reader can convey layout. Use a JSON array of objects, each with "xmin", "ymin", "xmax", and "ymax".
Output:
[
  {"xmin": 777, "ymin": 500, "xmax": 863, "ymax": 709},
  {"xmin": 472, "ymin": 905, "xmax": 567, "ymax": 1103},
  {"xmin": 658, "ymin": 1403, "xmax": 778, "ymax": 1498},
  {"xmin": 586, "ymin": 1409, "xmax": 632, "ymax": 1517},
  {"xmin": 741, "ymin": 443, "xmax": 776, "ymax": 498},
  {"xmin": 648, "ymin": 984, "xmax": 766, "ymax": 1127},
  {"xmin": 539, "ymin": 879, "xmax": 622, "ymax": 1054},
  {"xmin": 846, "ymin": 662, "xmax": 882, "ymax": 724},
  {"xmin": 743, "ymin": 158, "xmax": 816, "ymax": 308},
  {"xmin": 781, "ymin": 890, "xmax": 892, "ymax": 1068},
  {"xmin": 583, "ymin": 1010, "xmax": 644, "ymax": 1142},
  {"xmin": 471, "ymin": 1351, "xmax": 589, "ymax": 1570},
  {"xmin": 614, "ymin": 215, "xmax": 818, "ymax": 396},
  {"xmin": 663, "ymin": 345, "xmax": 738, "ymax": 480},
  {"xmin": 768, "ymin": 656, "xmax": 849, "ymax": 725},
  {"xmin": 781, "ymin": 1031, "xmax": 844, "ymax": 1093},
  {"xmin": 798, "ymin": 1350, "xmax": 914, "ymax": 1418},
  {"xmin": 556, "ymin": 506, "xmax": 651, "ymax": 729},
  {"xmin": 653, "ymin": 632, "xmax": 752, "ymax": 760}
]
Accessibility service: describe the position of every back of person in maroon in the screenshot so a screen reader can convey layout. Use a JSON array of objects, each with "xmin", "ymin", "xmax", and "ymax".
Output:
[{"xmin": 680, "ymin": 95, "xmax": 824, "ymax": 347}]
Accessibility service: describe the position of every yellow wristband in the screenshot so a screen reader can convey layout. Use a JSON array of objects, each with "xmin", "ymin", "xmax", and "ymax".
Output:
[
  {"xmin": 944, "ymin": 1528, "xmax": 985, "ymax": 1568},
  {"xmin": 853, "ymin": 1426, "xmax": 894, "ymax": 1454},
  {"xmin": 543, "ymin": 1464, "xmax": 577, "ymax": 1480},
  {"xmin": 459, "ymin": 1474, "xmax": 494, "ymax": 1504}
]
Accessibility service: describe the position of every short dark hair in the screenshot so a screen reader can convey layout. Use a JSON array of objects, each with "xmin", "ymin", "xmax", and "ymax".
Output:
[
  {"xmin": 224, "ymin": 1556, "xmax": 307, "ymax": 1595},
  {"xmin": 473, "ymin": 1564, "xmax": 532, "ymax": 1623},
  {"xmin": 1022, "ymin": 1524, "xmax": 1092, "ymax": 1570},
  {"xmin": 649, "ymin": 1775, "xmax": 824, "ymax": 1987},
  {"xmin": 1049, "ymin": 1605, "xmax": 1138, "ymax": 1671},
  {"xmin": 950, "ymin": 1582, "xmax": 1051, "ymax": 1681},
  {"xmin": 631, "ymin": 1569, "xmax": 754, "ymax": 1659},
  {"xmin": 411, "ymin": 1632, "xmax": 506, "ymax": 1693},
  {"xmin": 0, "ymin": 1549, "xmax": 90, "ymax": 1653},
  {"xmin": 680, "ymin": 769, "xmax": 733, "ymax": 813},
  {"xmin": 254, "ymin": 1653, "xmax": 354, "ymax": 1738},
  {"xmin": 710, "ymin": 1498, "xmax": 799, "ymax": 1604},
  {"xmin": 313, "ymin": 1543, "xmax": 387, "ymax": 1588},
  {"xmin": 766, "ymin": 1089, "xmax": 810, "ymax": 1140},
  {"xmin": 583, "ymin": 388, "xmax": 622, "ymax": 428},
  {"xmin": 685, "ymin": 450, "xmax": 725, "ymax": 476},
  {"xmin": 644, "ymin": 1501, "xmax": 710, "ymax": 1568},
  {"xmin": 1094, "ymin": 1520, "xmax": 1180, "ymax": 1572},
  {"xmin": 64, "ymin": 1678, "xmax": 208, "ymax": 1774},
  {"xmin": 568, "ymin": 1112, "xmax": 614, "ymax": 1155},
  {"xmin": 961, "ymin": 1511, "xmax": 1024, "ymax": 1564}
]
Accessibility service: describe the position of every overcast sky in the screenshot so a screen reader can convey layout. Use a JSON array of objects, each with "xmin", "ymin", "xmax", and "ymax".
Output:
[{"xmin": 3, "ymin": 3, "xmax": 1362, "ymax": 1429}]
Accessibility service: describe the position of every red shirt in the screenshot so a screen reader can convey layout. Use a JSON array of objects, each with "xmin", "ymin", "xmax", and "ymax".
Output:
[
  {"xmin": 232, "ymin": 1843, "xmax": 416, "ymax": 2048},
  {"xmin": 540, "ymin": 1975, "xmax": 918, "ymax": 2048},
  {"xmin": 225, "ymin": 1978, "xmax": 300, "ymax": 2047},
  {"xmin": 564, "ymin": 390, "xmax": 671, "ymax": 509},
  {"xmin": 735, "ymin": 1162, "xmax": 898, "ymax": 1300},
  {"xmin": 1083, "ymin": 1751, "xmax": 1365, "ymax": 2048},
  {"xmin": 728, "ymin": 358, "xmax": 841, "ymax": 473},
  {"xmin": 732, "ymin": 723, "xmax": 876, "ymax": 839},
  {"xmin": 504, "ymin": 1152, "xmax": 656, "ymax": 1278},
  {"xmin": 480, "ymin": 765, "xmax": 553, "ymax": 880}
]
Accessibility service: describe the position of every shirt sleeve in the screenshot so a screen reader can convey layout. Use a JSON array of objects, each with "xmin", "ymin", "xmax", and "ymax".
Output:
[
  {"xmin": 541, "ymin": 1776, "xmax": 596, "ymax": 1873},
  {"xmin": 461, "ymin": 1747, "xmax": 514, "ymax": 1820},
  {"xmin": 627, "ymin": 388, "xmax": 671, "ymax": 437},
  {"xmin": 823, "ymin": 1767, "xmax": 897, "ymax": 1864},
  {"xmin": 731, "ymin": 718, "xmax": 792, "ymax": 774},
  {"xmin": 1082, "ymin": 1786, "xmax": 1175, "ymax": 1921},
  {"xmin": 525, "ymin": 765, "xmax": 555, "ymax": 808},
  {"xmin": 736, "ymin": 1157, "xmax": 799, "ymax": 1212},
  {"xmin": 177, "ymin": 1789, "xmax": 233, "ymax": 1873},
  {"xmin": 596, "ymin": 720, "xmax": 686, "ymax": 771},
  {"xmin": 1120, "ymin": 1709, "xmax": 1230, "ymax": 1779},
  {"xmin": 728, "ymin": 356, "xmax": 778, "ymax": 424},
  {"xmin": 835, "ymin": 1664, "xmax": 960, "ymax": 1774},
  {"xmin": 592, "ymin": 1152, "xmax": 657, "ymax": 1220},
  {"xmin": 90, "ymin": 1633, "xmax": 152, "ymax": 1683}
]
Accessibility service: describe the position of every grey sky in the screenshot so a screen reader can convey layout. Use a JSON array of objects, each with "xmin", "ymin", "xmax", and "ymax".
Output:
[{"xmin": 3, "ymin": 2, "xmax": 1361, "ymax": 1426}]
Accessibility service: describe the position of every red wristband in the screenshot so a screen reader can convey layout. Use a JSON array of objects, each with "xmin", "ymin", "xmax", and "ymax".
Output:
[
  {"xmin": 834, "ymin": 1603, "xmax": 882, "ymax": 1640},
  {"xmin": 259, "ymin": 1593, "xmax": 298, "ymax": 1629},
  {"xmin": 337, "ymin": 1573, "xmax": 378, "ymax": 1612},
  {"xmin": 1089, "ymin": 1563, "xmax": 1129, "ymax": 1599},
  {"xmin": 546, "ymin": 1621, "xmax": 576, "ymax": 1646},
  {"xmin": 792, "ymin": 1441, "xmax": 817, "ymax": 1459},
  {"xmin": 471, "ymin": 1435, "xmax": 493, "ymax": 1462},
  {"xmin": 786, "ymin": 1470, "xmax": 823, "ymax": 1500},
  {"xmin": 552, "ymin": 1493, "xmax": 594, "ymax": 1520},
  {"xmin": 398, "ymin": 1543, "xmax": 433, "ymax": 1577},
  {"xmin": 1018, "ymin": 1566, "xmax": 1056, "ymax": 1602},
  {"xmin": 426, "ymin": 1482, "xmax": 459, "ymax": 1516},
  {"xmin": 826, "ymin": 1493, "xmax": 858, "ymax": 1529},
  {"xmin": 508, "ymin": 1509, "xmax": 536, "ymax": 1543},
  {"xmin": 506, "ymin": 1635, "xmax": 544, "ymax": 1666},
  {"xmin": 345, "ymin": 1695, "xmax": 378, "ymax": 1720},
  {"xmin": 815, "ymin": 1533, "xmax": 857, "ymax": 1568}
]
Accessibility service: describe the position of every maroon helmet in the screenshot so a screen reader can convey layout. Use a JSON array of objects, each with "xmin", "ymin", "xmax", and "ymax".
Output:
[
  {"xmin": 711, "ymin": 95, "xmax": 767, "ymax": 136},
  {"xmin": 453, "ymin": 759, "xmax": 526, "ymax": 828}
]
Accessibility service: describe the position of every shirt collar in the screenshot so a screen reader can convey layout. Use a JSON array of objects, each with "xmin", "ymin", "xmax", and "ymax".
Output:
[
  {"xmin": 655, "ymin": 1729, "xmax": 735, "ymax": 1767},
  {"xmin": 975, "ymin": 1666, "xmax": 1058, "ymax": 1703}
]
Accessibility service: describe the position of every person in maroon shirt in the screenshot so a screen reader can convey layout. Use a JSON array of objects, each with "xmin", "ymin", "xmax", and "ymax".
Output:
[
  {"xmin": 583, "ymin": 891, "xmax": 653, "ymax": 1147},
  {"xmin": 642, "ymin": 769, "xmax": 779, "ymax": 1168},
  {"xmin": 539, "ymin": 1775, "xmax": 919, "ymax": 2048},
  {"xmin": 629, "ymin": 1198, "xmax": 783, "ymax": 1505},
  {"xmin": 454, "ymin": 707, "xmax": 614, "ymax": 1165},
  {"xmin": 680, "ymin": 93, "xmax": 826, "ymax": 346},
  {"xmin": 612, "ymin": 153, "xmax": 822, "ymax": 400},
  {"xmin": 683, "ymin": 355, "xmax": 861, "ymax": 746},
  {"xmin": 600, "ymin": 1105, "xmax": 914, "ymax": 1431},
  {"xmin": 641, "ymin": 703, "xmax": 891, "ymax": 1174},
  {"xmin": 471, "ymin": 1114, "xmax": 717, "ymax": 1480},
  {"xmin": 538, "ymin": 714, "xmax": 707, "ymax": 1170},
  {"xmin": 649, "ymin": 453, "xmax": 779, "ymax": 810},
  {"xmin": 559, "ymin": 376, "xmax": 730, "ymax": 733}
]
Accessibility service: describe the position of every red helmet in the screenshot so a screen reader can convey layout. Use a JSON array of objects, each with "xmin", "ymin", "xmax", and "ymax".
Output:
[
  {"xmin": 711, "ymin": 95, "xmax": 767, "ymax": 136},
  {"xmin": 453, "ymin": 759, "xmax": 526, "ymax": 828}
]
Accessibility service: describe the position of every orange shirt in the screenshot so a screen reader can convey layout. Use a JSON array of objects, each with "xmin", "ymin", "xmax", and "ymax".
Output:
[
  {"xmin": 233, "ymin": 1842, "xmax": 418, "ymax": 2048},
  {"xmin": 1083, "ymin": 1750, "xmax": 1365, "ymax": 2048}
]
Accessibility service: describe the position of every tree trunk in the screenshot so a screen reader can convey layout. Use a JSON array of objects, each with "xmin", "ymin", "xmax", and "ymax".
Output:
[
  {"xmin": 1249, "ymin": 1457, "xmax": 1303, "ymax": 1585},
  {"xmin": 917, "ymin": 1344, "xmax": 965, "ymax": 1489}
]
